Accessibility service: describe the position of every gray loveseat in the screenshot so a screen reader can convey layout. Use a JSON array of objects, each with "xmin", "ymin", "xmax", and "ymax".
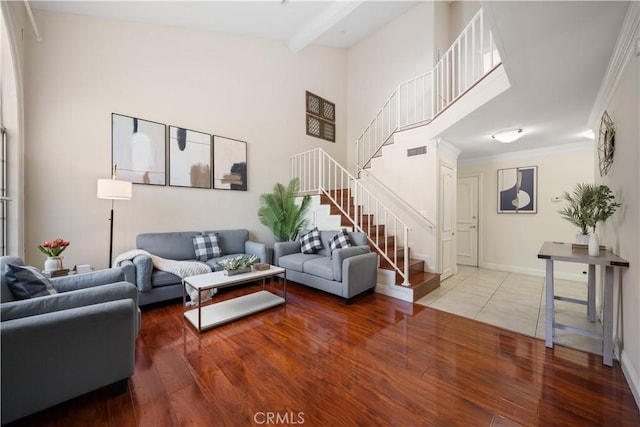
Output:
[
  {"xmin": 273, "ymin": 230, "xmax": 377, "ymax": 303},
  {"xmin": 118, "ymin": 229, "xmax": 269, "ymax": 306},
  {"xmin": 1, "ymin": 256, "xmax": 139, "ymax": 425}
]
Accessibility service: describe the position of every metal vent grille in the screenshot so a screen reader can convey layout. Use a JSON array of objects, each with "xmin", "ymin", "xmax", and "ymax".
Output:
[{"xmin": 407, "ymin": 146, "xmax": 427, "ymax": 157}]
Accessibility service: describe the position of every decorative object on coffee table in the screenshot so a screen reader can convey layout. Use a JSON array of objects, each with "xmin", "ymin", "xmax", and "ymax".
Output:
[
  {"xmin": 217, "ymin": 254, "xmax": 257, "ymax": 276},
  {"xmin": 38, "ymin": 238, "xmax": 70, "ymax": 272},
  {"xmin": 97, "ymin": 165, "xmax": 133, "ymax": 267}
]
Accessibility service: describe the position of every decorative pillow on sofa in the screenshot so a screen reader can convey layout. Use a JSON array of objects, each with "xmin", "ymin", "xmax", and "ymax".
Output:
[
  {"xmin": 193, "ymin": 234, "xmax": 222, "ymax": 261},
  {"xmin": 329, "ymin": 229, "xmax": 353, "ymax": 254},
  {"xmin": 300, "ymin": 228, "xmax": 323, "ymax": 254},
  {"xmin": 4, "ymin": 264, "xmax": 59, "ymax": 300}
]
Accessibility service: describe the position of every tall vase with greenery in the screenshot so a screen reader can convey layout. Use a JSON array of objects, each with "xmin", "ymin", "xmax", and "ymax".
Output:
[
  {"xmin": 586, "ymin": 185, "xmax": 620, "ymax": 256},
  {"xmin": 258, "ymin": 178, "xmax": 311, "ymax": 242},
  {"xmin": 558, "ymin": 183, "xmax": 596, "ymax": 244}
]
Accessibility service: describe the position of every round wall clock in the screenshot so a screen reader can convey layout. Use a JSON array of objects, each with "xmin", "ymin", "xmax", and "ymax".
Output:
[{"xmin": 597, "ymin": 110, "xmax": 615, "ymax": 176}]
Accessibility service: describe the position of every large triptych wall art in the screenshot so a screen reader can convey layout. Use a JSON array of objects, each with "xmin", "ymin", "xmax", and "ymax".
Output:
[
  {"xmin": 213, "ymin": 136, "xmax": 247, "ymax": 191},
  {"xmin": 169, "ymin": 126, "xmax": 212, "ymax": 189},
  {"xmin": 497, "ymin": 166, "xmax": 537, "ymax": 214},
  {"xmin": 112, "ymin": 113, "xmax": 166, "ymax": 185}
]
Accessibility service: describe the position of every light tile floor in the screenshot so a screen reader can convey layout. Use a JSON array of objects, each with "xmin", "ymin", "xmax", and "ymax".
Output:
[{"xmin": 416, "ymin": 265, "xmax": 603, "ymax": 356}]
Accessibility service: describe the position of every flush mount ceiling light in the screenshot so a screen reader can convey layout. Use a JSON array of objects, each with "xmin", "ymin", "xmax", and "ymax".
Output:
[{"xmin": 492, "ymin": 128, "xmax": 523, "ymax": 143}]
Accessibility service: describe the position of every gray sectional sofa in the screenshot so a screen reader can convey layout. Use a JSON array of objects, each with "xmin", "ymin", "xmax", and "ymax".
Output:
[
  {"xmin": 273, "ymin": 230, "xmax": 377, "ymax": 303},
  {"xmin": 118, "ymin": 229, "xmax": 269, "ymax": 306}
]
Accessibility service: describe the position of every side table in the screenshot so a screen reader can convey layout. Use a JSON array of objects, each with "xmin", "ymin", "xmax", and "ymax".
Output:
[{"xmin": 537, "ymin": 241, "xmax": 629, "ymax": 366}]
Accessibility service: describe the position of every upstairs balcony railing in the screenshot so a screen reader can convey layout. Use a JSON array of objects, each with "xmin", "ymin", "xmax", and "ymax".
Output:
[{"xmin": 356, "ymin": 8, "xmax": 501, "ymax": 171}]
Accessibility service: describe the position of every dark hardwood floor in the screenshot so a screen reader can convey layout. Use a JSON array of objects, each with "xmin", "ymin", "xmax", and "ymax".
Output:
[{"xmin": 9, "ymin": 280, "xmax": 640, "ymax": 426}]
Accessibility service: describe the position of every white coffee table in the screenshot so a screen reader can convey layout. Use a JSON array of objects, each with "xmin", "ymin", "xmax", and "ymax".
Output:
[{"xmin": 182, "ymin": 266, "xmax": 286, "ymax": 332}]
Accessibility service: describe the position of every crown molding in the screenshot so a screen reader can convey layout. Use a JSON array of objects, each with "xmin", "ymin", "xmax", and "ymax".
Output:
[
  {"xmin": 588, "ymin": 1, "xmax": 640, "ymax": 127},
  {"xmin": 436, "ymin": 139, "xmax": 462, "ymax": 159},
  {"xmin": 458, "ymin": 141, "xmax": 593, "ymax": 167}
]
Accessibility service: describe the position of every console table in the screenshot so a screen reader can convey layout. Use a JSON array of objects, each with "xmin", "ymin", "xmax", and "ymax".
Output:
[{"xmin": 537, "ymin": 241, "xmax": 629, "ymax": 366}]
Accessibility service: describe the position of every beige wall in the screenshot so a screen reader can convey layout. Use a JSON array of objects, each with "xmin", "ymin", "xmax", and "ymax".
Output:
[
  {"xmin": 459, "ymin": 144, "xmax": 595, "ymax": 280},
  {"xmin": 346, "ymin": 2, "xmax": 435, "ymax": 175},
  {"xmin": 448, "ymin": 1, "xmax": 481, "ymax": 47},
  {"xmin": 23, "ymin": 10, "xmax": 347, "ymax": 269},
  {"xmin": 596, "ymin": 47, "xmax": 639, "ymax": 403}
]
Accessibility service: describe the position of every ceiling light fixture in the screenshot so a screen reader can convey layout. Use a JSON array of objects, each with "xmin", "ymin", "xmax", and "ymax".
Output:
[{"xmin": 492, "ymin": 128, "xmax": 523, "ymax": 143}]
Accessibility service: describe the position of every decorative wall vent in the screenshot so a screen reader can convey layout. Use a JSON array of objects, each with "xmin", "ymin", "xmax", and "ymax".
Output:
[
  {"xmin": 306, "ymin": 91, "xmax": 335, "ymax": 142},
  {"xmin": 407, "ymin": 146, "xmax": 427, "ymax": 157}
]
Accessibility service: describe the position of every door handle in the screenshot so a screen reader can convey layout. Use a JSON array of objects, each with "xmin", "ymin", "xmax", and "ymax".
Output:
[{"xmin": 470, "ymin": 225, "xmax": 477, "ymax": 229}]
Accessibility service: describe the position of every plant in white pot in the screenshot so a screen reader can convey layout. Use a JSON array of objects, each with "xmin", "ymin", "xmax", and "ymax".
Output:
[
  {"xmin": 558, "ymin": 183, "xmax": 596, "ymax": 244},
  {"xmin": 585, "ymin": 185, "xmax": 621, "ymax": 256}
]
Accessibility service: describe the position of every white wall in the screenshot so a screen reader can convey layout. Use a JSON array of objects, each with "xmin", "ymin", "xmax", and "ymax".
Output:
[
  {"xmin": 1, "ymin": 1, "xmax": 27, "ymax": 257},
  {"xmin": 23, "ymin": 10, "xmax": 347, "ymax": 269},
  {"xmin": 448, "ymin": 1, "xmax": 481, "ymax": 47},
  {"xmin": 459, "ymin": 144, "xmax": 595, "ymax": 280},
  {"xmin": 346, "ymin": 2, "xmax": 436, "ymax": 175},
  {"xmin": 596, "ymin": 45, "xmax": 639, "ymax": 405}
]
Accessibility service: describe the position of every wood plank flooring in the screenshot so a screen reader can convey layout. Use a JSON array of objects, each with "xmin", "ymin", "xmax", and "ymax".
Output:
[{"xmin": 8, "ymin": 280, "xmax": 640, "ymax": 426}]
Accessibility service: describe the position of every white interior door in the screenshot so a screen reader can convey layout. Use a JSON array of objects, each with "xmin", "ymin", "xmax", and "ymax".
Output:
[
  {"xmin": 439, "ymin": 163, "xmax": 455, "ymax": 280},
  {"xmin": 456, "ymin": 176, "xmax": 478, "ymax": 266}
]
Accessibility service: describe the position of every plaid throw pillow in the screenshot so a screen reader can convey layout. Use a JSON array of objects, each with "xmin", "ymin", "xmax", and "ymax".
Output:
[
  {"xmin": 300, "ymin": 228, "xmax": 323, "ymax": 254},
  {"xmin": 329, "ymin": 229, "xmax": 353, "ymax": 254},
  {"xmin": 193, "ymin": 234, "xmax": 222, "ymax": 261},
  {"xmin": 4, "ymin": 264, "xmax": 59, "ymax": 300}
]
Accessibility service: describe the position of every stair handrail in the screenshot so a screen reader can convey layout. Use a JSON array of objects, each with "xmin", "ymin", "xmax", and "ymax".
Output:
[
  {"xmin": 292, "ymin": 148, "xmax": 411, "ymax": 286},
  {"xmin": 355, "ymin": 8, "xmax": 500, "ymax": 172},
  {"xmin": 357, "ymin": 166, "xmax": 436, "ymax": 230}
]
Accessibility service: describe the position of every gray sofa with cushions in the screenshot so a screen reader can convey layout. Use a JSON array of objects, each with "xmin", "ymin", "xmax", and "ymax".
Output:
[
  {"xmin": 118, "ymin": 229, "xmax": 269, "ymax": 306},
  {"xmin": 0, "ymin": 256, "xmax": 139, "ymax": 425},
  {"xmin": 273, "ymin": 230, "xmax": 377, "ymax": 303}
]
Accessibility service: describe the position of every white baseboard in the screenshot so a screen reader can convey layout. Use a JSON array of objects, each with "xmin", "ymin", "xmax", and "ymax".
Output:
[
  {"xmin": 621, "ymin": 351, "xmax": 640, "ymax": 410},
  {"xmin": 375, "ymin": 282, "xmax": 413, "ymax": 302},
  {"xmin": 480, "ymin": 262, "xmax": 587, "ymax": 283}
]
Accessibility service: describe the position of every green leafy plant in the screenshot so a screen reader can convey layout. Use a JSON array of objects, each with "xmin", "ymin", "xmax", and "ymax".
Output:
[
  {"xmin": 258, "ymin": 178, "xmax": 311, "ymax": 242},
  {"xmin": 558, "ymin": 183, "xmax": 620, "ymax": 234},
  {"xmin": 588, "ymin": 185, "xmax": 620, "ymax": 233},
  {"xmin": 216, "ymin": 254, "xmax": 257, "ymax": 270}
]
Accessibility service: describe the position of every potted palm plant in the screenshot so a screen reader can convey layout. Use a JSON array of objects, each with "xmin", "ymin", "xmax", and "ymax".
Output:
[
  {"xmin": 558, "ymin": 183, "xmax": 620, "ymax": 255},
  {"xmin": 258, "ymin": 178, "xmax": 311, "ymax": 242},
  {"xmin": 558, "ymin": 183, "xmax": 596, "ymax": 244}
]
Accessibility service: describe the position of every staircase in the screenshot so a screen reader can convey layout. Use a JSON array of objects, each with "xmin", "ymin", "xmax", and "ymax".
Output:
[
  {"xmin": 319, "ymin": 189, "xmax": 440, "ymax": 300},
  {"xmin": 355, "ymin": 8, "xmax": 501, "ymax": 173},
  {"xmin": 290, "ymin": 9, "xmax": 501, "ymax": 301}
]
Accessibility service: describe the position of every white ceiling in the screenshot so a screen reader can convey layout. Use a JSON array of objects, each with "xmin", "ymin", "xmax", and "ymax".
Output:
[
  {"xmin": 442, "ymin": 1, "xmax": 628, "ymax": 161},
  {"xmin": 29, "ymin": 1, "xmax": 628, "ymax": 161},
  {"xmin": 30, "ymin": 1, "xmax": 418, "ymax": 50}
]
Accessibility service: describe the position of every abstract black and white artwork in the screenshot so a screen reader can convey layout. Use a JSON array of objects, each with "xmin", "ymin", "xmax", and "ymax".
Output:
[
  {"xmin": 112, "ymin": 113, "xmax": 166, "ymax": 185},
  {"xmin": 497, "ymin": 166, "xmax": 537, "ymax": 213},
  {"xmin": 213, "ymin": 136, "xmax": 247, "ymax": 191},
  {"xmin": 169, "ymin": 126, "xmax": 212, "ymax": 189}
]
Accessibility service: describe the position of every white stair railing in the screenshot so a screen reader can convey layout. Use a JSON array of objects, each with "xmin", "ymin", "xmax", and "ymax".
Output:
[
  {"xmin": 292, "ymin": 148, "xmax": 411, "ymax": 286},
  {"xmin": 356, "ymin": 8, "xmax": 501, "ymax": 171}
]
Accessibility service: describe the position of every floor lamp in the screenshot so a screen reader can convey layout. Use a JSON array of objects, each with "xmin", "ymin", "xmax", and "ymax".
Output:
[{"xmin": 97, "ymin": 166, "xmax": 132, "ymax": 268}]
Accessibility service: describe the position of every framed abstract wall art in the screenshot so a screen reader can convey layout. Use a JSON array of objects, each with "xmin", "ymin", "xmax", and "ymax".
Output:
[
  {"xmin": 497, "ymin": 166, "xmax": 537, "ymax": 213},
  {"xmin": 168, "ymin": 126, "xmax": 212, "ymax": 189},
  {"xmin": 112, "ymin": 113, "xmax": 166, "ymax": 185},
  {"xmin": 213, "ymin": 136, "xmax": 247, "ymax": 191}
]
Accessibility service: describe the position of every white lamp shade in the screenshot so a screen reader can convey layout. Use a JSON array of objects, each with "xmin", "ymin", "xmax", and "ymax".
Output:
[
  {"xmin": 97, "ymin": 179, "xmax": 133, "ymax": 200},
  {"xmin": 492, "ymin": 129, "xmax": 523, "ymax": 143}
]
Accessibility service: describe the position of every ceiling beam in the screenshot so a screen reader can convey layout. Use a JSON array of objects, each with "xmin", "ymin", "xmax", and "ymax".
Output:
[{"xmin": 288, "ymin": 1, "xmax": 364, "ymax": 53}]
